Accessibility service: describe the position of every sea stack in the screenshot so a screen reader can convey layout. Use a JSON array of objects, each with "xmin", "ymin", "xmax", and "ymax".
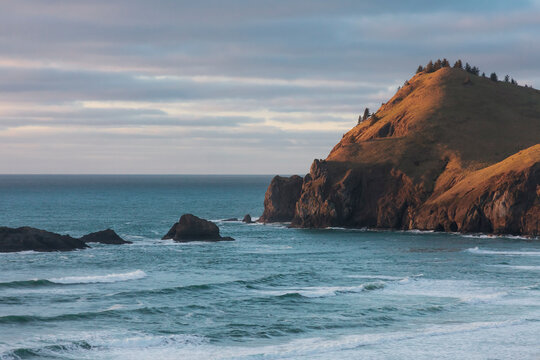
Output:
[
  {"xmin": 79, "ymin": 229, "xmax": 132, "ymax": 244},
  {"xmin": 262, "ymin": 65, "xmax": 540, "ymax": 236},
  {"xmin": 163, "ymin": 214, "xmax": 234, "ymax": 242}
]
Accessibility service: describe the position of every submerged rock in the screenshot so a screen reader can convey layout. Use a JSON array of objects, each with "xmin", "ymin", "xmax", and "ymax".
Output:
[
  {"xmin": 259, "ymin": 175, "xmax": 303, "ymax": 223},
  {"xmin": 0, "ymin": 226, "xmax": 88, "ymax": 252},
  {"xmin": 223, "ymin": 218, "xmax": 239, "ymax": 222},
  {"xmin": 80, "ymin": 229, "xmax": 132, "ymax": 244},
  {"xmin": 162, "ymin": 214, "xmax": 234, "ymax": 242},
  {"xmin": 242, "ymin": 214, "xmax": 253, "ymax": 223}
]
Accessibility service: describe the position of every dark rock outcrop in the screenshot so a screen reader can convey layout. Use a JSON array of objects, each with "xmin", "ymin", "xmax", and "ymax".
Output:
[
  {"xmin": 0, "ymin": 227, "xmax": 88, "ymax": 252},
  {"xmin": 259, "ymin": 175, "xmax": 303, "ymax": 223},
  {"xmin": 242, "ymin": 214, "xmax": 253, "ymax": 223},
  {"xmin": 223, "ymin": 218, "xmax": 239, "ymax": 222},
  {"xmin": 262, "ymin": 66, "xmax": 540, "ymax": 237},
  {"xmin": 80, "ymin": 229, "xmax": 132, "ymax": 245},
  {"xmin": 163, "ymin": 214, "xmax": 234, "ymax": 242}
]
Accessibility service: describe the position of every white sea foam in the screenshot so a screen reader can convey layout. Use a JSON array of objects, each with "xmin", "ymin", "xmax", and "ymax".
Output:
[
  {"xmin": 3, "ymin": 318, "xmax": 538, "ymax": 360},
  {"xmin": 347, "ymin": 274, "xmax": 407, "ymax": 281},
  {"xmin": 488, "ymin": 265, "xmax": 540, "ymax": 271},
  {"xmin": 466, "ymin": 247, "xmax": 540, "ymax": 256},
  {"xmin": 0, "ymin": 250, "xmax": 39, "ymax": 255},
  {"xmin": 49, "ymin": 270, "xmax": 147, "ymax": 284},
  {"xmin": 256, "ymin": 282, "xmax": 384, "ymax": 298},
  {"xmin": 382, "ymin": 277, "xmax": 508, "ymax": 304}
]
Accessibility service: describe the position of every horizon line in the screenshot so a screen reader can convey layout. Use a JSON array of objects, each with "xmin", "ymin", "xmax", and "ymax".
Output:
[{"xmin": 0, "ymin": 173, "xmax": 301, "ymax": 176}]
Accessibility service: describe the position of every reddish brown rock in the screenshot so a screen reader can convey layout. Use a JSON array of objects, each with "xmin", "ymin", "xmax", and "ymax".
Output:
[
  {"xmin": 163, "ymin": 214, "xmax": 234, "ymax": 242},
  {"xmin": 259, "ymin": 175, "xmax": 303, "ymax": 223},
  {"xmin": 415, "ymin": 146, "xmax": 540, "ymax": 236}
]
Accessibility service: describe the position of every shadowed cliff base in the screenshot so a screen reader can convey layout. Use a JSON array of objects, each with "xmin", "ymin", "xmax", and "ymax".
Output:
[{"xmin": 262, "ymin": 65, "xmax": 540, "ymax": 237}]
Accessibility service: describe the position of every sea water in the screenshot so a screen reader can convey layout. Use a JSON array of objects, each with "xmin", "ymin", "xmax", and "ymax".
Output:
[{"xmin": 0, "ymin": 175, "xmax": 539, "ymax": 360}]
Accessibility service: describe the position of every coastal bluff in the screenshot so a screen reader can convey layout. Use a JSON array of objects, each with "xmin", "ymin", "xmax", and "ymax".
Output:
[{"xmin": 261, "ymin": 66, "xmax": 540, "ymax": 236}]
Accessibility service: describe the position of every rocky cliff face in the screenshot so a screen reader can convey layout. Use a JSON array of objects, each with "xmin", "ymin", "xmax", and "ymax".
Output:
[
  {"xmin": 259, "ymin": 175, "xmax": 303, "ymax": 222},
  {"xmin": 263, "ymin": 67, "xmax": 540, "ymax": 236}
]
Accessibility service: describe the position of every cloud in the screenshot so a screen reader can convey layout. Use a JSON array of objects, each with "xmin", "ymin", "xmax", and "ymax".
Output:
[{"xmin": 0, "ymin": 0, "xmax": 538, "ymax": 173}]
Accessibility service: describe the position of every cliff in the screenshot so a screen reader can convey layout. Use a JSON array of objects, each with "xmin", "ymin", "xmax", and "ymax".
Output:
[{"xmin": 262, "ymin": 67, "xmax": 540, "ymax": 236}]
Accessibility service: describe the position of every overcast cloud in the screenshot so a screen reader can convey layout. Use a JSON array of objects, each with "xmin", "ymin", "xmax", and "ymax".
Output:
[{"xmin": 1, "ymin": 0, "xmax": 539, "ymax": 174}]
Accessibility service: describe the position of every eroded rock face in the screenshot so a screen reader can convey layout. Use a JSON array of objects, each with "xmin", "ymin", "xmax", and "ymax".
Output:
[
  {"xmin": 163, "ymin": 214, "xmax": 234, "ymax": 242},
  {"xmin": 259, "ymin": 175, "xmax": 303, "ymax": 223},
  {"xmin": 292, "ymin": 160, "xmax": 426, "ymax": 229},
  {"xmin": 80, "ymin": 229, "xmax": 132, "ymax": 245},
  {"xmin": 415, "ymin": 157, "xmax": 540, "ymax": 236},
  {"xmin": 0, "ymin": 227, "xmax": 89, "ymax": 252}
]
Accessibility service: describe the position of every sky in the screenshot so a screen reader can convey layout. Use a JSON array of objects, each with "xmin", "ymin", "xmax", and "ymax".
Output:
[{"xmin": 1, "ymin": 0, "xmax": 539, "ymax": 174}]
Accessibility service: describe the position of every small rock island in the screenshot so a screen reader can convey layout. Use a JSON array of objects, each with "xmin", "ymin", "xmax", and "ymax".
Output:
[
  {"xmin": 0, "ymin": 227, "xmax": 129, "ymax": 252},
  {"xmin": 163, "ymin": 214, "xmax": 234, "ymax": 242},
  {"xmin": 80, "ymin": 229, "xmax": 132, "ymax": 245}
]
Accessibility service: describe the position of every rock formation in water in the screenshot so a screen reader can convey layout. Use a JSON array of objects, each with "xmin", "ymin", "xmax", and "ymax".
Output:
[
  {"xmin": 259, "ymin": 175, "xmax": 303, "ymax": 222},
  {"xmin": 163, "ymin": 214, "xmax": 234, "ymax": 242},
  {"xmin": 242, "ymin": 214, "xmax": 253, "ymax": 223},
  {"xmin": 263, "ymin": 66, "xmax": 540, "ymax": 236},
  {"xmin": 80, "ymin": 229, "xmax": 132, "ymax": 244},
  {"xmin": 0, "ymin": 227, "xmax": 89, "ymax": 252}
]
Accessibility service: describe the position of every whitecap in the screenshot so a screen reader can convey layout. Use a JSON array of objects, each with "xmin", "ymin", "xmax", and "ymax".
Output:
[
  {"xmin": 347, "ymin": 274, "xmax": 423, "ymax": 281},
  {"xmin": 49, "ymin": 270, "xmax": 147, "ymax": 284},
  {"xmin": 255, "ymin": 282, "xmax": 384, "ymax": 298},
  {"xmin": 488, "ymin": 265, "xmax": 540, "ymax": 271},
  {"xmin": 466, "ymin": 247, "xmax": 540, "ymax": 256}
]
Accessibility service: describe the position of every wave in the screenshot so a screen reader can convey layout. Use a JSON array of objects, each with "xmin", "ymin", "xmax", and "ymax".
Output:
[
  {"xmin": 1, "ymin": 317, "xmax": 535, "ymax": 360},
  {"xmin": 0, "ymin": 279, "xmax": 55, "ymax": 289},
  {"xmin": 0, "ymin": 250, "xmax": 39, "ymax": 255},
  {"xmin": 488, "ymin": 265, "xmax": 540, "ymax": 271},
  {"xmin": 0, "ymin": 333, "xmax": 206, "ymax": 360},
  {"xmin": 466, "ymin": 247, "xmax": 540, "ymax": 256},
  {"xmin": 0, "ymin": 271, "xmax": 147, "ymax": 289},
  {"xmin": 0, "ymin": 304, "xmax": 170, "ymax": 325},
  {"xmin": 347, "ymin": 274, "xmax": 423, "ymax": 280},
  {"xmin": 255, "ymin": 282, "xmax": 386, "ymax": 298},
  {"xmin": 49, "ymin": 270, "xmax": 147, "ymax": 284}
]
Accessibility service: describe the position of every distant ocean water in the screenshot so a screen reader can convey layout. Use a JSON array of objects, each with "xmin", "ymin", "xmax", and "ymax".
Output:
[{"xmin": 0, "ymin": 175, "xmax": 539, "ymax": 360}]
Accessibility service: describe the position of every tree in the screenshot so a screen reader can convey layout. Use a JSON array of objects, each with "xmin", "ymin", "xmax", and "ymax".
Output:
[
  {"xmin": 471, "ymin": 66, "xmax": 480, "ymax": 76},
  {"xmin": 416, "ymin": 65, "xmax": 424, "ymax": 73},
  {"xmin": 434, "ymin": 59, "xmax": 442, "ymax": 70},
  {"xmin": 504, "ymin": 75, "xmax": 510, "ymax": 82},
  {"xmin": 362, "ymin": 107, "xmax": 370, "ymax": 121},
  {"xmin": 454, "ymin": 60, "xmax": 463, "ymax": 69},
  {"xmin": 465, "ymin": 63, "xmax": 472, "ymax": 73},
  {"xmin": 442, "ymin": 58, "xmax": 450, "ymax": 67},
  {"xmin": 490, "ymin": 72, "xmax": 498, "ymax": 82},
  {"xmin": 425, "ymin": 60, "xmax": 435, "ymax": 73},
  {"xmin": 482, "ymin": 72, "xmax": 486, "ymax": 77},
  {"xmin": 511, "ymin": 78, "xmax": 517, "ymax": 85}
]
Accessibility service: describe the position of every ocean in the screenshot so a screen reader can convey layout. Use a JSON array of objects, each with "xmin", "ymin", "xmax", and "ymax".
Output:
[{"xmin": 0, "ymin": 175, "xmax": 539, "ymax": 359}]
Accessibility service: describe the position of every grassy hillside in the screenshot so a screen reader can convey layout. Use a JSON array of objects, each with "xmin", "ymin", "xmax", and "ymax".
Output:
[{"xmin": 327, "ymin": 66, "xmax": 540, "ymax": 194}]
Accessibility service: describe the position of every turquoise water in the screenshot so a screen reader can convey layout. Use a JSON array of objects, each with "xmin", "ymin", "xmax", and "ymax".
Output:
[{"xmin": 0, "ymin": 175, "xmax": 539, "ymax": 359}]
